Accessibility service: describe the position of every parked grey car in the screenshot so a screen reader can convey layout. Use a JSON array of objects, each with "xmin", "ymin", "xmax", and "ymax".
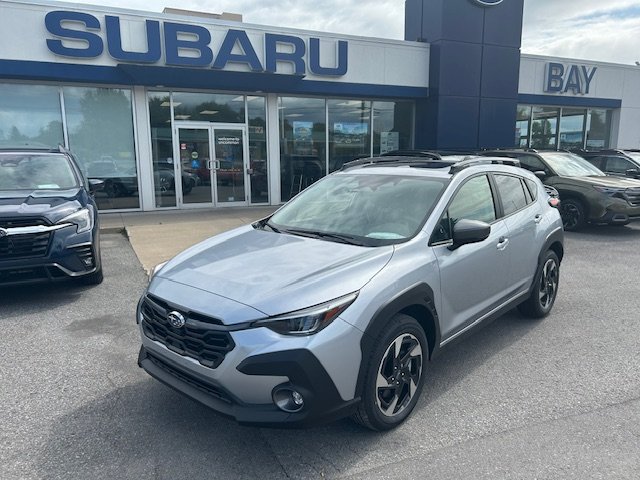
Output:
[{"xmin": 136, "ymin": 155, "xmax": 564, "ymax": 430}]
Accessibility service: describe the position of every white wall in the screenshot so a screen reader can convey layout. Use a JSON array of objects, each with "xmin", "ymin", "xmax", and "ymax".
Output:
[
  {"xmin": 519, "ymin": 54, "xmax": 640, "ymax": 148},
  {"xmin": 0, "ymin": 0, "xmax": 430, "ymax": 89}
]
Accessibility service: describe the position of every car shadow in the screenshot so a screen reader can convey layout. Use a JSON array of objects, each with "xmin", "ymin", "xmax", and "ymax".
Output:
[
  {"xmin": 0, "ymin": 281, "xmax": 89, "ymax": 313},
  {"xmin": 568, "ymin": 223, "xmax": 640, "ymax": 241},
  {"xmin": 34, "ymin": 308, "xmax": 540, "ymax": 479}
]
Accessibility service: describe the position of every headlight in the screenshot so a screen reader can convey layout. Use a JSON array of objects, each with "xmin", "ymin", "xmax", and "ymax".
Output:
[
  {"xmin": 593, "ymin": 186, "xmax": 626, "ymax": 198},
  {"xmin": 57, "ymin": 208, "xmax": 93, "ymax": 233},
  {"xmin": 253, "ymin": 292, "xmax": 358, "ymax": 336},
  {"xmin": 149, "ymin": 261, "xmax": 168, "ymax": 281}
]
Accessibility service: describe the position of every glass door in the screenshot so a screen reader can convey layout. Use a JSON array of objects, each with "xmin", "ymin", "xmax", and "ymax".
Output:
[
  {"xmin": 212, "ymin": 127, "xmax": 249, "ymax": 205},
  {"xmin": 176, "ymin": 127, "xmax": 213, "ymax": 205}
]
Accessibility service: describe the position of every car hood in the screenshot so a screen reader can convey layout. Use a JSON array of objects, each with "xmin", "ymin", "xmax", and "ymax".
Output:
[
  {"xmin": 153, "ymin": 225, "xmax": 395, "ymax": 319},
  {"xmin": 567, "ymin": 176, "xmax": 640, "ymax": 188},
  {"xmin": 0, "ymin": 188, "xmax": 84, "ymax": 224}
]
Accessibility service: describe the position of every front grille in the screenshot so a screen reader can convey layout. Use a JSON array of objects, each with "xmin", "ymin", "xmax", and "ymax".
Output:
[
  {"xmin": 0, "ymin": 232, "xmax": 51, "ymax": 260},
  {"xmin": 0, "ymin": 217, "xmax": 50, "ymax": 229},
  {"xmin": 146, "ymin": 351, "xmax": 232, "ymax": 404},
  {"xmin": 141, "ymin": 296, "xmax": 235, "ymax": 369},
  {"xmin": 624, "ymin": 188, "xmax": 640, "ymax": 206}
]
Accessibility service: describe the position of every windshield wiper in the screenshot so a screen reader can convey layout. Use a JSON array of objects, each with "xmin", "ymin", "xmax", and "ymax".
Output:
[
  {"xmin": 253, "ymin": 219, "xmax": 281, "ymax": 233},
  {"xmin": 282, "ymin": 228, "xmax": 364, "ymax": 246}
]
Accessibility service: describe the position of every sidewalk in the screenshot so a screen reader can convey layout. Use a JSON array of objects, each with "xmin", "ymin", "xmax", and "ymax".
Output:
[{"xmin": 100, "ymin": 206, "xmax": 278, "ymax": 273}]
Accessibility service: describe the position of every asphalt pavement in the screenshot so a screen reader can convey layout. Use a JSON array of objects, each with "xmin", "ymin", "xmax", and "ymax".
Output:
[{"xmin": 1, "ymin": 223, "xmax": 640, "ymax": 479}]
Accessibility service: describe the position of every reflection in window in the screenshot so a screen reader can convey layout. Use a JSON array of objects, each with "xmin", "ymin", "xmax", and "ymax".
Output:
[
  {"xmin": 531, "ymin": 106, "xmax": 559, "ymax": 149},
  {"xmin": 586, "ymin": 109, "xmax": 612, "ymax": 149},
  {"xmin": 0, "ymin": 84, "xmax": 63, "ymax": 147},
  {"xmin": 64, "ymin": 87, "xmax": 138, "ymax": 210},
  {"xmin": 328, "ymin": 99, "xmax": 371, "ymax": 172},
  {"xmin": 449, "ymin": 176, "xmax": 496, "ymax": 224},
  {"xmin": 248, "ymin": 96, "xmax": 268, "ymax": 204},
  {"xmin": 373, "ymin": 101, "xmax": 414, "ymax": 156},
  {"xmin": 559, "ymin": 108, "xmax": 586, "ymax": 150},
  {"xmin": 279, "ymin": 97, "xmax": 327, "ymax": 202},
  {"xmin": 172, "ymin": 92, "xmax": 245, "ymax": 123},
  {"xmin": 495, "ymin": 175, "xmax": 528, "ymax": 216},
  {"xmin": 515, "ymin": 105, "xmax": 531, "ymax": 147},
  {"xmin": 148, "ymin": 92, "xmax": 176, "ymax": 208}
]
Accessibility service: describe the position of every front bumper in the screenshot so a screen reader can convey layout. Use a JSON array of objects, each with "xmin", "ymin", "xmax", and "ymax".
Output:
[
  {"xmin": 0, "ymin": 224, "xmax": 100, "ymax": 286},
  {"xmin": 589, "ymin": 197, "xmax": 640, "ymax": 225},
  {"xmin": 138, "ymin": 344, "xmax": 360, "ymax": 428}
]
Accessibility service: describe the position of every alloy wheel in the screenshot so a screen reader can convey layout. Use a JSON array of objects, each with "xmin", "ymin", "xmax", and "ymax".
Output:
[
  {"xmin": 561, "ymin": 203, "xmax": 581, "ymax": 230},
  {"xmin": 539, "ymin": 258, "xmax": 558, "ymax": 310},
  {"xmin": 375, "ymin": 333, "xmax": 423, "ymax": 417}
]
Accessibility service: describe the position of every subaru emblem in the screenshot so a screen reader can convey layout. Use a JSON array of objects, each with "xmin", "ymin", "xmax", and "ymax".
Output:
[{"xmin": 167, "ymin": 311, "xmax": 186, "ymax": 328}]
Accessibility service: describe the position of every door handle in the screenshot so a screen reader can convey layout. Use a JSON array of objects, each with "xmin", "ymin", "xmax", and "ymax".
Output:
[
  {"xmin": 534, "ymin": 214, "xmax": 543, "ymax": 224},
  {"xmin": 497, "ymin": 236, "xmax": 509, "ymax": 250}
]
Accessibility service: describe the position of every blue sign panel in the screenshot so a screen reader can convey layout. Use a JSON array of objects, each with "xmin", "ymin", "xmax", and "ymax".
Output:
[{"xmin": 44, "ymin": 11, "xmax": 348, "ymax": 76}]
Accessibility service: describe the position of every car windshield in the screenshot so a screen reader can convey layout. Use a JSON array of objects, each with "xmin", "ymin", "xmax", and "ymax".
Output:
[
  {"xmin": 540, "ymin": 152, "xmax": 605, "ymax": 177},
  {"xmin": 0, "ymin": 153, "xmax": 78, "ymax": 191},
  {"xmin": 268, "ymin": 173, "xmax": 448, "ymax": 246},
  {"xmin": 625, "ymin": 152, "xmax": 640, "ymax": 164}
]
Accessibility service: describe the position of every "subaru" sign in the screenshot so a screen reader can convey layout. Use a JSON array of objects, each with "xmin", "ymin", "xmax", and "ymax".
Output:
[{"xmin": 471, "ymin": 0, "xmax": 505, "ymax": 6}]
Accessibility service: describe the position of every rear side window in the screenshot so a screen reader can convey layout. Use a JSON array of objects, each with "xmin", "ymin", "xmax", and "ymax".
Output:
[
  {"xmin": 494, "ymin": 174, "xmax": 529, "ymax": 216},
  {"xmin": 524, "ymin": 178, "xmax": 538, "ymax": 201},
  {"xmin": 606, "ymin": 156, "xmax": 634, "ymax": 174},
  {"xmin": 516, "ymin": 154, "xmax": 548, "ymax": 174}
]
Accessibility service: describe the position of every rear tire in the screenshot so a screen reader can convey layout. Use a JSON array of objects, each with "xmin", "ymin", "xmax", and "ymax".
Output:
[
  {"xmin": 518, "ymin": 250, "xmax": 560, "ymax": 318},
  {"xmin": 352, "ymin": 314, "xmax": 428, "ymax": 431}
]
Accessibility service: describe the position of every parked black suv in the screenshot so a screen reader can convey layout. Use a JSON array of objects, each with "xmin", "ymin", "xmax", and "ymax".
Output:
[
  {"xmin": 480, "ymin": 149, "xmax": 640, "ymax": 230},
  {"xmin": 572, "ymin": 149, "xmax": 640, "ymax": 180},
  {"xmin": 0, "ymin": 146, "xmax": 103, "ymax": 286}
]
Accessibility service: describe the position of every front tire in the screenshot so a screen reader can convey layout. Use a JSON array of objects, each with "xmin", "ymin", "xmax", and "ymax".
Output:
[
  {"xmin": 561, "ymin": 199, "xmax": 586, "ymax": 231},
  {"xmin": 352, "ymin": 314, "xmax": 428, "ymax": 431},
  {"xmin": 518, "ymin": 250, "xmax": 560, "ymax": 318}
]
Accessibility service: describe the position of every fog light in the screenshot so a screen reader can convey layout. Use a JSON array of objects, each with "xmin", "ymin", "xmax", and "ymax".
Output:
[
  {"xmin": 81, "ymin": 257, "xmax": 94, "ymax": 267},
  {"xmin": 273, "ymin": 387, "xmax": 305, "ymax": 413}
]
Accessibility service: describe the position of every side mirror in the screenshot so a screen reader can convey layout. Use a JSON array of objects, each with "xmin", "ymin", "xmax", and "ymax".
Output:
[
  {"xmin": 534, "ymin": 170, "xmax": 547, "ymax": 180},
  {"xmin": 449, "ymin": 219, "xmax": 491, "ymax": 251},
  {"xmin": 626, "ymin": 168, "xmax": 639, "ymax": 177},
  {"xmin": 88, "ymin": 178, "xmax": 104, "ymax": 194}
]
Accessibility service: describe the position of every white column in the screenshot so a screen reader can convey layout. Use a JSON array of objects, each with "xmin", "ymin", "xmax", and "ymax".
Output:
[
  {"xmin": 266, "ymin": 93, "xmax": 281, "ymax": 205},
  {"xmin": 132, "ymin": 86, "xmax": 155, "ymax": 211}
]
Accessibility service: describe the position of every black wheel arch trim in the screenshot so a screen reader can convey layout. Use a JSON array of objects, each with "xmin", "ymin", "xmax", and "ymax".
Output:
[
  {"xmin": 354, "ymin": 283, "xmax": 440, "ymax": 400},
  {"xmin": 539, "ymin": 227, "xmax": 564, "ymax": 266}
]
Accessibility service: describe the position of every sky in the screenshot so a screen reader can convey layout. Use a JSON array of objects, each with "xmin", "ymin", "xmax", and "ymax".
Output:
[{"xmin": 67, "ymin": 0, "xmax": 640, "ymax": 65}]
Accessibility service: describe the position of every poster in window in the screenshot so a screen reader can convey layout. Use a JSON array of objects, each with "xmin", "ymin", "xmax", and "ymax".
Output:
[
  {"xmin": 380, "ymin": 131, "xmax": 399, "ymax": 154},
  {"xmin": 293, "ymin": 121, "xmax": 314, "ymax": 155},
  {"xmin": 334, "ymin": 122, "xmax": 368, "ymax": 146}
]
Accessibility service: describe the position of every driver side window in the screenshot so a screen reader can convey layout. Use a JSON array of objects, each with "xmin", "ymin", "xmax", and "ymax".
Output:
[{"xmin": 431, "ymin": 175, "xmax": 496, "ymax": 243}]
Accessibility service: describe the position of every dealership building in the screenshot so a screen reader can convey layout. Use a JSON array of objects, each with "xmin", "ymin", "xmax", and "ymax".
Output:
[{"xmin": 1, "ymin": 0, "xmax": 639, "ymax": 212}]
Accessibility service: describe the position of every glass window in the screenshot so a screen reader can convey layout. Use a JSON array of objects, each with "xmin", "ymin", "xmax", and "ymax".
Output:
[
  {"xmin": 495, "ymin": 175, "xmax": 528, "ymax": 215},
  {"xmin": 372, "ymin": 101, "xmax": 414, "ymax": 155},
  {"xmin": 514, "ymin": 154, "xmax": 548, "ymax": 174},
  {"xmin": 0, "ymin": 153, "xmax": 78, "ymax": 190},
  {"xmin": 515, "ymin": 105, "xmax": 531, "ymax": 147},
  {"xmin": 269, "ymin": 174, "xmax": 447, "ymax": 245},
  {"xmin": 279, "ymin": 97, "xmax": 327, "ymax": 202},
  {"xmin": 539, "ymin": 152, "xmax": 604, "ymax": 177},
  {"xmin": 524, "ymin": 178, "xmax": 538, "ymax": 201},
  {"xmin": 606, "ymin": 157, "xmax": 634, "ymax": 174},
  {"xmin": 0, "ymin": 84, "xmax": 64, "ymax": 147},
  {"xmin": 172, "ymin": 92, "xmax": 245, "ymax": 123},
  {"xmin": 586, "ymin": 109, "xmax": 612, "ymax": 149},
  {"xmin": 559, "ymin": 108, "xmax": 586, "ymax": 150},
  {"xmin": 64, "ymin": 87, "xmax": 138, "ymax": 210},
  {"xmin": 328, "ymin": 100, "xmax": 371, "ymax": 172},
  {"xmin": 148, "ymin": 92, "xmax": 176, "ymax": 208},
  {"xmin": 585, "ymin": 155, "xmax": 604, "ymax": 170},
  {"xmin": 433, "ymin": 175, "xmax": 496, "ymax": 243},
  {"xmin": 247, "ymin": 96, "xmax": 268, "ymax": 204},
  {"xmin": 449, "ymin": 175, "xmax": 497, "ymax": 225},
  {"xmin": 531, "ymin": 107, "xmax": 559, "ymax": 149}
]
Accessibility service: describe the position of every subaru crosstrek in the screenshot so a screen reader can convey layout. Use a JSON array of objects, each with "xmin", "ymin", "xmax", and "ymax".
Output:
[
  {"xmin": 137, "ymin": 155, "xmax": 564, "ymax": 430},
  {"xmin": 0, "ymin": 146, "xmax": 102, "ymax": 286}
]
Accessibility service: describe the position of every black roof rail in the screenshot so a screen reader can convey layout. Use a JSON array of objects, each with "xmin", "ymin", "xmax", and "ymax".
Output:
[
  {"xmin": 449, "ymin": 157, "xmax": 521, "ymax": 174},
  {"xmin": 379, "ymin": 150, "xmax": 442, "ymax": 160},
  {"xmin": 341, "ymin": 155, "xmax": 452, "ymax": 171}
]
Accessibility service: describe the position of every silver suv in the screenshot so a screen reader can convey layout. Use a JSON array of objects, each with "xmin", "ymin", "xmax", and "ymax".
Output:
[{"xmin": 136, "ymin": 155, "xmax": 564, "ymax": 430}]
